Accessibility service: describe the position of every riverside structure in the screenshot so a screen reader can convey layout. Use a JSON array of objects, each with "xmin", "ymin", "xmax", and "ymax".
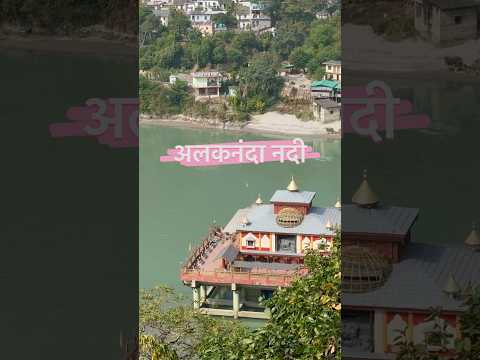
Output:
[{"xmin": 180, "ymin": 177, "xmax": 341, "ymax": 319}]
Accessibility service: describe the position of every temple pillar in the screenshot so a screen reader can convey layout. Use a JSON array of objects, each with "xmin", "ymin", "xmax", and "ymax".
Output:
[
  {"xmin": 199, "ymin": 284, "xmax": 206, "ymax": 305},
  {"xmin": 232, "ymin": 283, "xmax": 239, "ymax": 319},
  {"xmin": 191, "ymin": 280, "xmax": 200, "ymax": 310},
  {"xmin": 374, "ymin": 310, "xmax": 386, "ymax": 353}
]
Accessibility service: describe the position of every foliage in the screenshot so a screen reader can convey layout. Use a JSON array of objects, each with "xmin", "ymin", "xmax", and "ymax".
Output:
[
  {"xmin": 139, "ymin": 334, "xmax": 179, "ymax": 360},
  {"xmin": 236, "ymin": 52, "xmax": 283, "ymax": 112},
  {"xmin": 139, "ymin": 233, "xmax": 341, "ymax": 360},
  {"xmin": 139, "ymin": 76, "xmax": 192, "ymax": 116},
  {"xmin": 138, "ymin": 1, "xmax": 340, "ymax": 116}
]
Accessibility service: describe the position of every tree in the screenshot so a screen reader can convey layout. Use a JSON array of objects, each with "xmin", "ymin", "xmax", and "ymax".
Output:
[
  {"xmin": 212, "ymin": 46, "xmax": 227, "ymax": 64},
  {"xmin": 238, "ymin": 52, "xmax": 283, "ymax": 110},
  {"xmin": 289, "ymin": 47, "xmax": 310, "ymax": 71},
  {"xmin": 167, "ymin": 9, "xmax": 191, "ymax": 39},
  {"xmin": 211, "ymin": 13, "xmax": 237, "ymax": 29}
]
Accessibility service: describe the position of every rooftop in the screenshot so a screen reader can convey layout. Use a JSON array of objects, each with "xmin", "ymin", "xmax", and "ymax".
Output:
[
  {"xmin": 342, "ymin": 204, "xmax": 418, "ymax": 236},
  {"xmin": 270, "ymin": 190, "xmax": 316, "ymax": 204},
  {"xmin": 236, "ymin": 204, "xmax": 340, "ymax": 236},
  {"xmin": 311, "ymin": 79, "xmax": 339, "ymax": 89},
  {"xmin": 314, "ymin": 98, "xmax": 341, "ymax": 109},
  {"xmin": 343, "ymin": 242, "xmax": 480, "ymax": 312},
  {"xmin": 323, "ymin": 60, "xmax": 342, "ymax": 65},
  {"xmin": 192, "ymin": 71, "xmax": 221, "ymax": 78}
]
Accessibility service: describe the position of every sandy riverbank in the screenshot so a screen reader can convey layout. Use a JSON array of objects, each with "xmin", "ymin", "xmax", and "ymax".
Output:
[{"xmin": 140, "ymin": 112, "xmax": 341, "ymax": 139}]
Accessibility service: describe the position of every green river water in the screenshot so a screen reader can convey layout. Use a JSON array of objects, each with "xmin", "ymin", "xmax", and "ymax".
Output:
[{"xmin": 139, "ymin": 126, "xmax": 341, "ymax": 294}]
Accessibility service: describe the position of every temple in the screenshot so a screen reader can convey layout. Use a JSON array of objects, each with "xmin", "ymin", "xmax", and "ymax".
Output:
[
  {"xmin": 180, "ymin": 177, "xmax": 340, "ymax": 319},
  {"xmin": 342, "ymin": 170, "xmax": 480, "ymax": 360}
]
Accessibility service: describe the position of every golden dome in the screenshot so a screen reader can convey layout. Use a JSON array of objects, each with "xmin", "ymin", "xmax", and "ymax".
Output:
[
  {"xmin": 276, "ymin": 207, "xmax": 304, "ymax": 228},
  {"xmin": 334, "ymin": 197, "xmax": 341, "ymax": 209},
  {"xmin": 465, "ymin": 222, "xmax": 480, "ymax": 249},
  {"xmin": 352, "ymin": 169, "xmax": 379, "ymax": 207},
  {"xmin": 287, "ymin": 176, "xmax": 299, "ymax": 192},
  {"xmin": 255, "ymin": 194, "xmax": 263, "ymax": 205},
  {"xmin": 443, "ymin": 274, "xmax": 461, "ymax": 295},
  {"xmin": 342, "ymin": 246, "xmax": 392, "ymax": 293}
]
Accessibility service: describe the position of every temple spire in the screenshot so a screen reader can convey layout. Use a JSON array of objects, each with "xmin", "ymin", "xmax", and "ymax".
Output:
[
  {"xmin": 443, "ymin": 273, "xmax": 460, "ymax": 297},
  {"xmin": 255, "ymin": 194, "xmax": 263, "ymax": 205},
  {"xmin": 352, "ymin": 169, "xmax": 379, "ymax": 208},
  {"xmin": 465, "ymin": 222, "xmax": 480, "ymax": 250},
  {"xmin": 287, "ymin": 176, "xmax": 299, "ymax": 192},
  {"xmin": 334, "ymin": 197, "xmax": 341, "ymax": 209}
]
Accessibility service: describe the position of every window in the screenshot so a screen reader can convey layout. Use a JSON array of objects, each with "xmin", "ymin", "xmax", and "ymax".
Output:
[
  {"xmin": 247, "ymin": 239, "xmax": 255, "ymax": 247},
  {"xmin": 454, "ymin": 16, "xmax": 462, "ymax": 25}
]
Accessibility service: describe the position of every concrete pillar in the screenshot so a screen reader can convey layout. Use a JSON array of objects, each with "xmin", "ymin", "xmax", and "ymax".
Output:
[
  {"xmin": 232, "ymin": 283, "xmax": 239, "ymax": 319},
  {"xmin": 199, "ymin": 285, "xmax": 206, "ymax": 305},
  {"xmin": 374, "ymin": 310, "xmax": 386, "ymax": 354},
  {"xmin": 191, "ymin": 280, "xmax": 200, "ymax": 310},
  {"xmin": 271, "ymin": 234, "xmax": 276, "ymax": 252}
]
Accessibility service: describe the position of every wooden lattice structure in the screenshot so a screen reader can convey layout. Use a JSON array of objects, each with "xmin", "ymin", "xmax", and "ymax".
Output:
[
  {"xmin": 342, "ymin": 246, "xmax": 392, "ymax": 293},
  {"xmin": 276, "ymin": 207, "xmax": 304, "ymax": 228}
]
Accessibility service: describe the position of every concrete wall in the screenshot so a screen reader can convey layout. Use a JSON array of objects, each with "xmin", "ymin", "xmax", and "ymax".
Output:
[
  {"xmin": 320, "ymin": 106, "xmax": 340, "ymax": 124},
  {"xmin": 415, "ymin": 1, "xmax": 478, "ymax": 44},
  {"xmin": 438, "ymin": 8, "xmax": 477, "ymax": 43}
]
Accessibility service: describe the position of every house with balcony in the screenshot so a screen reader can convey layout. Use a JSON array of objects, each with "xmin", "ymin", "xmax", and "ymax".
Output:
[
  {"xmin": 180, "ymin": 178, "xmax": 341, "ymax": 319},
  {"xmin": 323, "ymin": 60, "xmax": 342, "ymax": 81},
  {"xmin": 192, "ymin": 71, "xmax": 222, "ymax": 97},
  {"xmin": 236, "ymin": 1, "xmax": 271, "ymax": 32}
]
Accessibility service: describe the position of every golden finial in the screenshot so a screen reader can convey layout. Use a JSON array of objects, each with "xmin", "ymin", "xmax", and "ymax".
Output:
[
  {"xmin": 334, "ymin": 197, "xmax": 341, "ymax": 209},
  {"xmin": 444, "ymin": 274, "xmax": 461, "ymax": 296},
  {"xmin": 325, "ymin": 220, "xmax": 332, "ymax": 230},
  {"xmin": 287, "ymin": 176, "xmax": 299, "ymax": 192},
  {"xmin": 465, "ymin": 221, "xmax": 480, "ymax": 249},
  {"xmin": 352, "ymin": 169, "xmax": 379, "ymax": 207},
  {"xmin": 255, "ymin": 194, "xmax": 263, "ymax": 205}
]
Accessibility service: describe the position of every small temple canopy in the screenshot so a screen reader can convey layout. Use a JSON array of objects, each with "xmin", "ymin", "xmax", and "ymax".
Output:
[
  {"xmin": 465, "ymin": 222, "xmax": 480, "ymax": 248},
  {"xmin": 443, "ymin": 273, "xmax": 461, "ymax": 295},
  {"xmin": 287, "ymin": 176, "xmax": 299, "ymax": 192},
  {"xmin": 352, "ymin": 169, "xmax": 379, "ymax": 207},
  {"xmin": 255, "ymin": 194, "xmax": 263, "ymax": 205}
]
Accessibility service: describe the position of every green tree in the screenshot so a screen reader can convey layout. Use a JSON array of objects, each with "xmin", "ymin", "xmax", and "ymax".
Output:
[
  {"xmin": 238, "ymin": 52, "xmax": 283, "ymax": 110},
  {"xmin": 289, "ymin": 47, "xmax": 309, "ymax": 71},
  {"xmin": 167, "ymin": 8, "xmax": 191, "ymax": 39}
]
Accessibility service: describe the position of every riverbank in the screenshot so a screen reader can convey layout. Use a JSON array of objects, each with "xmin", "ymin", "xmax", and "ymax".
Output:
[
  {"xmin": 343, "ymin": 24, "xmax": 480, "ymax": 73},
  {"xmin": 140, "ymin": 112, "xmax": 341, "ymax": 139},
  {"xmin": 0, "ymin": 32, "xmax": 136, "ymax": 58}
]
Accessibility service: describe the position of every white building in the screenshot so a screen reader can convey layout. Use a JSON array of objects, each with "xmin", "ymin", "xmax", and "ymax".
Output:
[{"xmin": 236, "ymin": 2, "xmax": 271, "ymax": 32}]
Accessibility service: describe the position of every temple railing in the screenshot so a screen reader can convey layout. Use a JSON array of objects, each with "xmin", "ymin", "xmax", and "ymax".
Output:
[
  {"xmin": 183, "ymin": 226, "xmax": 232, "ymax": 270},
  {"xmin": 180, "ymin": 267, "xmax": 308, "ymax": 286}
]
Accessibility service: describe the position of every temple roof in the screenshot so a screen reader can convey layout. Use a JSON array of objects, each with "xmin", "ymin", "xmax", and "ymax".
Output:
[
  {"xmin": 343, "ymin": 242, "xmax": 480, "ymax": 311},
  {"xmin": 235, "ymin": 204, "xmax": 340, "ymax": 236},
  {"xmin": 270, "ymin": 190, "xmax": 316, "ymax": 204},
  {"xmin": 342, "ymin": 204, "xmax": 418, "ymax": 235}
]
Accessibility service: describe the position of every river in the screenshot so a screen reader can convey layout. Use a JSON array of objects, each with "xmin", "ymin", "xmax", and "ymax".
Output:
[{"xmin": 139, "ymin": 125, "xmax": 341, "ymax": 294}]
